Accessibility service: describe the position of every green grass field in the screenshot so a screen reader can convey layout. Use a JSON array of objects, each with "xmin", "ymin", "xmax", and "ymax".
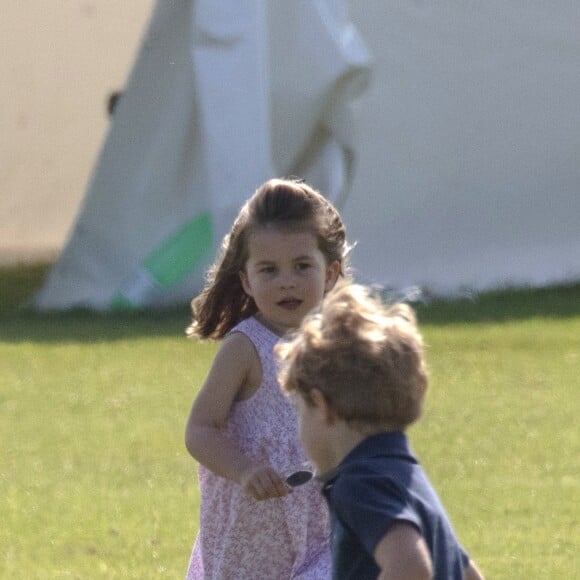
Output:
[{"xmin": 1, "ymin": 264, "xmax": 579, "ymax": 578}]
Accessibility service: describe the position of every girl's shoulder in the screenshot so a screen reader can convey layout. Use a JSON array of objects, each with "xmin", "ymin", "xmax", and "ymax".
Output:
[
  {"xmin": 220, "ymin": 327, "xmax": 263, "ymax": 401},
  {"xmin": 218, "ymin": 329, "xmax": 258, "ymax": 363},
  {"xmin": 229, "ymin": 316, "xmax": 279, "ymax": 348}
]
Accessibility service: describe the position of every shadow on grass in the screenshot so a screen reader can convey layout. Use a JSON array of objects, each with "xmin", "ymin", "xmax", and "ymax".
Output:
[{"xmin": 1, "ymin": 264, "xmax": 580, "ymax": 343}]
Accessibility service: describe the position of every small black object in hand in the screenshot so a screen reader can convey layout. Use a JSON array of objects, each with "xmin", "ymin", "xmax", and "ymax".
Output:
[{"xmin": 286, "ymin": 469, "xmax": 314, "ymax": 487}]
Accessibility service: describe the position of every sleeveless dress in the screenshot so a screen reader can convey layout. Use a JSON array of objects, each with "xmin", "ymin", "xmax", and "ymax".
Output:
[{"xmin": 186, "ymin": 317, "xmax": 331, "ymax": 580}]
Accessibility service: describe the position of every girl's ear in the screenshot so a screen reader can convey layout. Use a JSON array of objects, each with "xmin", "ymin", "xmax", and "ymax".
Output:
[
  {"xmin": 239, "ymin": 270, "xmax": 252, "ymax": 296},
  {"xmin": 310, "ymin": 387, "xmax": 337, "ymax": 425},
  {"xmin": 324, "ymin": 260, "xmax": 341, "ymax": 293}
]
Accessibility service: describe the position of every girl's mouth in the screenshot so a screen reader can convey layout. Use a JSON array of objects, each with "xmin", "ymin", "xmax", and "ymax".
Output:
[{"xmin": 278, "ymin": 298, "xmax": 302, "ymax": 310}]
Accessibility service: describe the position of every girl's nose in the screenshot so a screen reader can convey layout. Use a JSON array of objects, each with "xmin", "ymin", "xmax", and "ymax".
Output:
[{"xmin": 279, "ymin": 272, "xmax": 297, "ymax": 289}]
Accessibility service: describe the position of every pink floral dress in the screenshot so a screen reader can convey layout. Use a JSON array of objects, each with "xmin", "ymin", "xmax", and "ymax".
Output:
[{"xmin": 186, "ymin": 317, "xmax": 331, "ymax": 579}]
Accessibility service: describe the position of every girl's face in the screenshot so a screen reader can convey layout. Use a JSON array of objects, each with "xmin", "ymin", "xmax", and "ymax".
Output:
[{"xmin": 240, "ymin": 226, "xmax": 340, "ymax": 335}]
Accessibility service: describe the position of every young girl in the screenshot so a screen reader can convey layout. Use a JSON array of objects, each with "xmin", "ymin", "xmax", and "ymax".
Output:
[{"xmin": 184, "ymin": 178, "xmax": 350, "ymax": 579}]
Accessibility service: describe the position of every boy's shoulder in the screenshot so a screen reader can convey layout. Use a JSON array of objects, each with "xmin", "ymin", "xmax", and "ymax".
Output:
[{"xmin": 323, "ymin": 432, "xmax": 426, "ymax": 524}]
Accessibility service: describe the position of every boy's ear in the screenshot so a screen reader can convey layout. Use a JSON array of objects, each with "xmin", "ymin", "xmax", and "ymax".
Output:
[
  {"xmin": 310, "ymin": 387, "xmax": 337, "ymax": 425},
  {"xmin": 324, "ymin": 260, "xmax": 341, "ymax": 293}
]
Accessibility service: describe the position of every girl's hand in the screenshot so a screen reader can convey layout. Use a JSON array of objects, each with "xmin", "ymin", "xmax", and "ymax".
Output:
[{"xmin": 240, "ymin": 464, "xmax": 291, "ymax": 500}]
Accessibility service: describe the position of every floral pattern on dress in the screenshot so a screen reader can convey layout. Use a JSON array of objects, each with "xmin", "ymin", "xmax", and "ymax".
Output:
[{"xmin": 186, "ymin": 317, "xmax": 331, "ymax": 579}]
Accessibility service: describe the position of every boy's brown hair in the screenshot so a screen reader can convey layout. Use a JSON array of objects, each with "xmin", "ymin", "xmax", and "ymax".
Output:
[{"xmin": 277, "ymin": 283, "xmax": 428, "ymax": 430}]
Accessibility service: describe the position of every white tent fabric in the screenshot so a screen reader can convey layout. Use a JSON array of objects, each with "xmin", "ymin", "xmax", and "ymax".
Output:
[
  {"xmin": 32, "ymin": 1, "xmax": 580, "ymax": 309},
  {"xmin": 343, "ymin": 0, "xmax": 580, "ymax": 294},
  {"xmin": 33, "ymin": 0, "xmax": 370, "ymax": 310}
]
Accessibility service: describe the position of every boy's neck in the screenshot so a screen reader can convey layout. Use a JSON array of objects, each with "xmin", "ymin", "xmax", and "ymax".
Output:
[
  {"xmin": 321, "ymin": 421, "xmax": 396, "ymax": 474},
  {"xmin": 329, "ymin": 426, "xmax": 367, "ymax": 469}
]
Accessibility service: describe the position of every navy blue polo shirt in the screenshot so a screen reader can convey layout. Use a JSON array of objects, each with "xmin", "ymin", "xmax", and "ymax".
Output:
[{"xmin": 320, "ymin": 431, "xmax": 469, "ymax": 580}]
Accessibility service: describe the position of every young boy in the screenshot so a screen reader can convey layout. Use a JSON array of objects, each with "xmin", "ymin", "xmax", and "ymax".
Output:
[{"xmin": 276, "ymin": 283, "xmax": 484, "ymax": 580}]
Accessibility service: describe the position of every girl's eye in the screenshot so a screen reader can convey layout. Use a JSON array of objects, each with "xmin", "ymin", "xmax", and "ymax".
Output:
[
  {"xmin": 296, "ymin": 262, "xmax": 311, "ymax": 271},
  {"xmin": 260, "ymin": 266, "xmax": 276, "ymax": 274}
]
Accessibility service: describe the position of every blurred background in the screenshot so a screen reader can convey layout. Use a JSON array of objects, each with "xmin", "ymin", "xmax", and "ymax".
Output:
[
  {"xmin": 1, "ymin": 1, "xmax": 153, "ymax": 263},
  {"xmin": 2, "ymin": 0, "xmax": 579, "ymax": 305}
]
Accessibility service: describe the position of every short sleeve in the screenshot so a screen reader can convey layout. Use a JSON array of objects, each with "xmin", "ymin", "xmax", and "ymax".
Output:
[{"xmin": 332, "ymin": 471, "xmax": 422, "ymax": 556}]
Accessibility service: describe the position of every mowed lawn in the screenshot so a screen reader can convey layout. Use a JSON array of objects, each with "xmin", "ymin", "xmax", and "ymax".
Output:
[{"xmin": 1, "ymin": 265, "xmax": 579, "ymax": 578}]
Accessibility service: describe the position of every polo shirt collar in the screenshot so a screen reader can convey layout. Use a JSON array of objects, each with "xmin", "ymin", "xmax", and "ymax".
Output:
[{"xmin": 317, "ymin": 431, "xmax": 415, "ymax": 487}]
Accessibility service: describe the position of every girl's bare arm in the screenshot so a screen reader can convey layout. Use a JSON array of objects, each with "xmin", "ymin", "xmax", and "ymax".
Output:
[{"xmin": 185, "ymin": 333, "xmax": 289, "ymax": 499}]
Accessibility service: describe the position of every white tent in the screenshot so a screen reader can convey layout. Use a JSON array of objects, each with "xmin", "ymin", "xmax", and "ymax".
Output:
[
  {"xmin": 343, "ymin": 0, "xmax": 580, "ymax": 294},
  {"xmin": 33, "ymin": 0, "xmax": 370, "ymax": 309},
  {"xmin": 30, "ymin": 0, "xmax": 580, "ymax": 309}
]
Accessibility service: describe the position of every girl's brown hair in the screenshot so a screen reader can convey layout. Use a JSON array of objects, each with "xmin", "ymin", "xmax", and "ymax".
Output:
[{"xmin": 187, "ymin": 178, "xmax": 350, "ymax": 340}]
